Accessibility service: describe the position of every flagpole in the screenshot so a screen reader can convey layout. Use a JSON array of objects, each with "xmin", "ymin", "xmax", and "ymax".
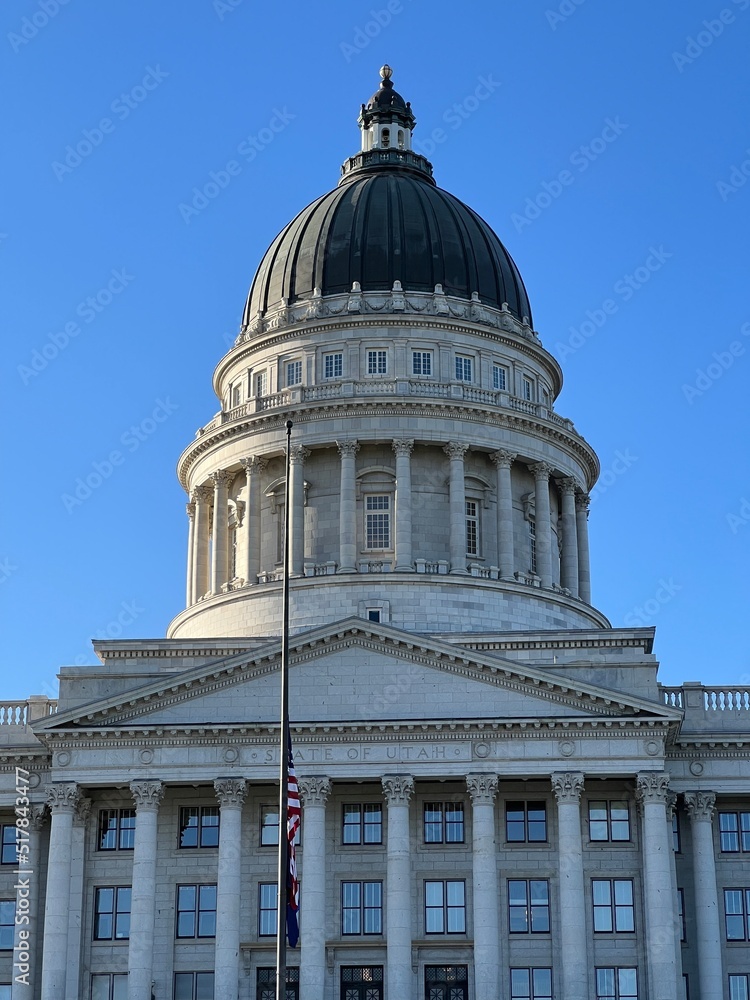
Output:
[{"xmin": 276, "ymin": 418, "xmax": 293, "ymax": 999}]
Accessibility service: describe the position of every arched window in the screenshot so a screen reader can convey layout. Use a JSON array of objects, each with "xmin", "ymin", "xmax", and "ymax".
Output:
[
  {"xmin": 381, "ymin": 128, "xmax": 390, "ymax": 148},
  {"xmin": 398, "ymin": 130, "xmax": 405, "ymax": 149}
]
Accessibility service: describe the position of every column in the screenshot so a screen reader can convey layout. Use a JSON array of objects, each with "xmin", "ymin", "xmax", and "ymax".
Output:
[
  {"xmin": 40, "ymin": 783, "xmax": 81, "ymax": 1000},
  {"xmin": 558, "ymin": 478, "xmax": 579, "ymax": 596},
  {"xmin": 289, "ymin": 446, "xmax": 310, "ymax": 576},
  {"xmin": 211, "ymin": 470, "xmax": 233, "ymax": 594},
  {"xmin": 128, "ymin": 781, "xmax": 164, "ymax": 1000},
  {"xmin": 636, "ymin": 773, "xmax": 679, "ymax": 1000},
  {"xmin": 444, "ymin": 443, "xmax": 468, "ymax": 574},
  {"xmin": 490, "ymin": 450, "xmax": 516, "ymax": 579},
  {"xmin": 382, "ymin": 775, "xmax": 414, "ymax": 1000},
  {"xmin": 529, "ymin": 463, "xmax": 553, "ymax": 588},
  {"xmin": 66, "ymin": 797, "xmax": 90, "ymax": 1000},
  {"xmin": 551, "ymin": 772, "xmax": 588, "ymax": 1000},
  {"xmin": 336, "ymin": 441, "xmax": 359, "ymax": 572},
  {"xmin": 466, "ymin": 775, "xmax": 500, "ymax": 1000},
  {"xmin": 299, "ymin": 777, "xmax": 332, "ymax": 1000},
  {"xmin": 214, "ymin": 778, "xmax": 247, "ymax": 1000},
  {"xmin": 575, "ymin": 492, "xmax": 591, "ymax": 603},
  {"xmin": 185, "ymin": 501, "xmax": 196, "ymax": 605},
  {"xmin": 666, "ymin": 793, "xmax": 684, "ymax": 979},
  {"xmin": 12, "ymin": 806, "xmax": 46, "ymax": 1000},
  {"xmin": 393, "ymin": 439, "xmax": 414, "ymax": 571},
  {"xmin": 191, "ymin": 484, "xmax": 212, "ymax": 600},
  {"xmin": 684, "ymin": 791, "xmax": 723, "ymax": 1000},
  {"xmin": 241, "ymin": 456, "xmax": 266, "ymax": 585}
]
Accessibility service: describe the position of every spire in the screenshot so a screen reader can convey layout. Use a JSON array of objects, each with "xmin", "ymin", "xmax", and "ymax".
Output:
[{"xmin": 358, "ymin": 64, "xmax": 416, "ymax": 152}]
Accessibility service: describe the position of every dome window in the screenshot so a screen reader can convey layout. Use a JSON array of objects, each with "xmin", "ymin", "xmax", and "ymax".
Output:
[
  {"xmin": 398, "ymin": 130, "xmax": 405, "ymax": 149},
  {"xmin": 381, "ymin": 128, "xmax": 390, "ymax": 148}
]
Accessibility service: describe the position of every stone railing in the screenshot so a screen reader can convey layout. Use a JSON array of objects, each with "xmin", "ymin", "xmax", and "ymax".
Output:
[
  {"xmin": 0, "ymin": 698, "xmax": 58, "ymax": 727},
  {"xmin": 659, "ymin": 683, "xmax": 750, "ymax": 732},
  {"xmin": 661, "ymin": 687, "xmax": 683, "ymax": 708}
]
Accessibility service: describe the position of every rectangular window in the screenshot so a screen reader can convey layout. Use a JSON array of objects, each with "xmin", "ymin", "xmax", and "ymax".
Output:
[
  {"xmin": 257, "ymin": 967, "xmax": 299, "ymax": 1000},
  {"xmin": 508, "ymin": 879, "xmax": 550, "ymax": 933},
  {"xmin": 173, "ymin": 972, "xmax": 214, "ymax": 1000},
  {"xmin": 465, "ymin": 500, "xmax": 478, "ymax": 556},
  {"xmin": 93, "ymin": 886, "xmax": 131, "ymax": 941},
  {"xmin": 324, "ymin": 352, "xmax": 343, "ymax": 379},
  {"xmin": 678, "ymin": 888, "xmax": 686, "ymax": 942},
  {"xmin": 412, "ymin": 351, "xmax": 432, "ymax": 376},
  {"xmin": 592, "ymin": 879, "xmax": 635, "ymax": 933},
  {"xmin": 98, "ymin": 809, "xmax": 136, "ymax": 851},
  {"xmin": 522, "ymin": 376, "xmax": 533, "ymax": 401},
  {"xmin": 719, "ymin": 812, "xmax": 750, "ymax": 852},
  {"xmin": 179, "ymin": 806, "xmax": 220, "ymax": 849},
  {"xmin": 493, "ymin": 364, "xmax": 508, "ymax": 391},
  {"xmin": 255, "ymin": 371, "xmax": 268, "ymax": 397},
  {"xmin": 365, "ymin": 495, "xmax": 390, "ymax": 549},
  {"xmin": 367, "ymin": 350, "xmax": 387, "ymax": 375},
  {"xmin": 367, "ymin": 608, "xmax": 381, "ymax": 623},
  {"xmin": 91, "ymin": 974, "xmax": 128, "ymax": 1000},
  {"xmin": 176, "ymin": 884, "xmax": 217, "ymax": 939},
  {"xmin": 0, "ymin": 901, "xmax": 14, "ymax": 950},
  {"xmin": 0, "ymin": 827, "xmax": 17, "ymax": 865},
  {"xmin": 425, "ymin": 880, "xmax": 466, "ymax": 934},
  {"xmin": 259, "ymin": 882, "xmax": 277, "ymax": 936},
  {"xmin": 506, "ymin": 801, "xmax": 547, "ymax": 843},
  {"xmin": 529, "ymin": 519, "xmax": 536, "ymax": 573},
  {"xmin": 341, "ymin": 881, "xmax": 383, "ymax": 935},
  {"xmin": 231, "ymin": 383, "xmax": 242, "ymax": 407},
  {"xmin": 455, "ymin": 355, "xmax": 473, "ymax": 381},
  {"xmin": 729, "ymin": 976, "xmax": 750, "ymax": 1000},
  {"xmin": 260, "ymin": 805, "xmax": 299, "ymax": 847},
  {"xmin": 342, "ymin": 803, "xmax": 382, "ymax": 845},
  {"xmin": 724, "ymin": 888, "xmax": 750, "ymax": 940},
  {"xmin": 672, "ymin": 811, "xmax": 681, "ymax": 852},
  {"xmin": 589, "ymin": 800, "xmax": 630, "ymax": 841},
  {"xmin": 423, "ymin": 802, "xmax": 464, "ymax": 844},
  {"xmin": 286, "ymin": 360, "xmax": 302, "ymax": 386},
  {"xmin": 595, "ymin": 968, "xmax": 638, "ymax": 1000},
  {"xmin": 510, "ymin": 968, "xmax": 553, "ymax": 1000}
]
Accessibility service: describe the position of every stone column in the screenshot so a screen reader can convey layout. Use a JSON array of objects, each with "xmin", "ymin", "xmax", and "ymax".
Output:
[
  {"xmin": 575, "ymin": 492, "xmax": 591, "ymax": 603},
  {"xmin": 299, "ymin": 777, "xmax": 332, "ymax": 1000},
  {"xmin": 289, "ymin": 446, "xmax": 310, "ymax": 576},
  {"xmin": 684, "ymin": 791, "xmax": 723, "ymax": 1000},
  {"xmin": 558, "ymin": 478, "xmax": 579, "ymax": 596},
  {"xmin": 241, "ymin": 456, "xmax": 266, "ymax": 585},
  {"xmin": 666, "ymin": 793, "xmax": 683, "ymax": 978},
  {"xmin": 491, "ymin": 450, "xmax": 516, "ymax": 580},
  {"xmin": 444, "ymin": 443, "xmax": 469, "ymax": 574},
  {"xmin": 12, "ymin": 806, "xmax": 47, "ymax": 1000},
  {"xmin": 636, "ymin": 773, "xmax": 679, "ymax": 1000},
  {"xmin": 393, "ymin": 439, "xmax": 414, "ymax": 571},
  {"xmin": 211, "ymin": 470, "xmax": 233, "ymax": 595},
  {"xmin": 128, "ymin": 781, "xmax": 164, "ymax": 1000},
  {"xmin": 466, "ymin": 775, "xmax": 500, "ymax": 1000},
  {"xmin": 336, "ymin": 441, "xmax": 359, "ymax": 573},
  {"xmin": 213, "ymin": 778, "xmax": 247, "ymax": 1000},
  {"xmin": 66, "ymin": 797, "xmax": 91, "ymax": 1000},
  {"xmin": 551, "ymin": 772, "xmax": 588, "ymax": 1000},
  {"xmin": 529, "ymin": 463, "xmax": 553, "ymax": 588},
  {"xmin": 382, "ymin": 775, "xmax": 414, "ymax": 1000},
  {"xmin": 191, "ymin": 484, "xmax": 212, "ymax": 600},
  {"xmin": 40, "ymin": 783, "xmax": 81, "ymax": 1000},
  {"xmin": 185, "ymin": 501, "xmax": 196, "ymax": 605}
]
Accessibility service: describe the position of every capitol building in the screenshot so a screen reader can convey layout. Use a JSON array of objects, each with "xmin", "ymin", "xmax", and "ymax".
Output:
[{"xmin": 2, "ymin": 67, "xmax": 749, "ymax": 1000}]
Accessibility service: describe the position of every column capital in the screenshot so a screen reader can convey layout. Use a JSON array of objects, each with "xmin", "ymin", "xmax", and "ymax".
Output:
[
  {"xmin": 74, "ymin": 795, "xmax": 92, "ymax": 828},
  {"xmin": 214, "ymin": 777, "xmax": 247, "ymax": 807},
  {"xmin": 443, "ymin": 442, "xmax": 468, "ymax": 460},
  {"xmin": 186, "ymin": 501, "xmax": 196, "ymax": 519},
  {"xmin": 557, "ymin": 477, "xmax": 578, "ymax": 496},
  {"xmin": 211, "ymin": 469, "xmax": 234, "ymax": 491},
  {"xmin": 299, "ymin": 776, "xmax": 332, "ymax": 806},
  {"xmin": 684, "ymin": 790, "xmax": 716, "ymax": 821},
  {"xmin": 528, "ymin": 461, "xmax": 553, "ymax": 480},
  {"xmin": 382, "ymin": 774, "xmax": 414, "ymax": 805},
  {"xmin": 666, "ymin": 790, "xmax": 678, "ymax": 819},
  {"xmin": 575, "ymin": 492, "xmax": 591, "ymax": 513},
  {"xmin": 192, "ymin": 484, "xmax": 213, "ymax": 505},
  {"xmin": 241, "ymin": 455, "xmax": 267, "ymax": 476},
  {"xmin": 551, "ymin": 771, "xmax": 584, "ymax": 803},
  {"xmin": 45, "ymin": 782, "xmax": 81, "ymax": 814},
  {"xmin": 290, "ymin": 445, "xmax": 311, "ymax": 465},
  {"xmin": 635, "ymin": 771, "xmax": 670, "ymax": 805},
  {"xmin": 130, "ymin": 780, "xmax": 165, "ymax": 811},
  {"xmin": 30, "ymin": 803, "xmax": 47, "ymax": 832},
  {"xmin": 336, "ymin": 439, "xmax": 360, "ymax": 458},
  {"xmin": 490, "ymin": 449, "xmax": 516, "ymax": 469},
  {"xmin": 466, "ymin": 774, "xmax": 498, "ymax": 805},
  {"xmin": 392, "ymin": 439, "xmax": 414, "ymax": 458}
]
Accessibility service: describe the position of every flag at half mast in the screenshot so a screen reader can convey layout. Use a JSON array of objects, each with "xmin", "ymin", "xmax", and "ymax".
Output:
[{"xmin": 286, "ymin": 734, "xmax": 301, "ymax": 948}]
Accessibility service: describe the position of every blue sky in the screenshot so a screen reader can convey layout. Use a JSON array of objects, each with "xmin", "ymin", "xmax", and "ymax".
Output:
[{"xmin": 2, "ymin": 0, "xmax": 748, "ymax": 700}]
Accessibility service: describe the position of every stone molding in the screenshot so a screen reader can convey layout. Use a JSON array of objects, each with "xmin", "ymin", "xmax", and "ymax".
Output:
[
  {"xmin": 290, "ymin": 445, "xmax": 311, "ymax": 465},
  {"xmin": 684, "ymin": 790, "xmax": 716, "ymax": 821},
  {"xmin": 336, "ymin": 440, "xmax": 360, "ymax": 458},
  {"xmin": 529, "ymin": 461, "xmax": 553, "ymax": 480},
  {"xmin": 382, "ymin": 774, "xmax": 414, "ymax": 804},
  {"xmin": 551, "ymin": 771, "xmax": 584, "ymax": 803},
  {"xmin": 45, "ymin": 782, "xmax": 81, "ymax": 813},
  {"xmin": 635, "ymin": 771, "xmax": 670, "ymax": 804},
  {"xmin": 186, "ymin": 501, "xmax": 196, "ymax": 519},
  {"xmin": 211, "ymin": 470, "xmax": 234, "ymax": 491},
  {"xmin": 298, "ymin": 776, "xmax": 332, "ymax": 806},
  {"xmin": 74, "ymin": 795, "xmax": 92, "ymax": 827},
  {"xmin": 192, "ymin": 484, "xmax": 213, "ymax": 505},
  {"xmin": 30, "ymin": 804, "xmax": 47, "ymax": 831},
  {"xmin": 666, "ymin": 790, "xmax": 678, "ymax": 819},
  {"xmin": 241, "ymin": 455, "xmax": 267, "ymax": 477},
  {"xmin": 443, "ymin": 441, "xmax": 469, "ymax": 460},
  {"xmin": 557, "ymin": 477, "xmax": 578, "ymax": 496},
  {"xmin": 490, "ymin": 450, "xmax": 516, "ymax": 469},
  {"xmin": 130, "ymin": 780, "xmax": 165, "ymax": 811},
  {"xmin": 466, "ymin": 773, "xmax": 498, "ymax": 805},
  {"xmin": 575, "ymin": 493, "xmax": 591, "ymax": 513},
  {"xmin": 392, "ymin": 439, "xmax": 415, "ymax": 458},
  {"xmin": 213, "ymin": 777, "xmax": 247, "ymax": 807}
]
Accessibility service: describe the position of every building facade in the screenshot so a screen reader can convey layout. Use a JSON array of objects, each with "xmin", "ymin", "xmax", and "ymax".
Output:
[{"xmin": 1, "ymin": 67, "xmax": 749, "ymax": 1000}]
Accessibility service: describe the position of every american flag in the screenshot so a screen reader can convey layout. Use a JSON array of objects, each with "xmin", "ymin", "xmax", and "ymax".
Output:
[{"xmin": 286, "ymin": 734, "xmax": 301, "ymax": 947}]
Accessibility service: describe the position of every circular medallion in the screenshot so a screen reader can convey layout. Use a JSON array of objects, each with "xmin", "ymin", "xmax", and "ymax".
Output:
[
  {"xmin": 55, "ymin": 750, "xmax": 71, "ymax": 767},
  {"xmin": 28, "ymin": 772, "xmax": 41, "ymax": 789},
  {"xmin": 223, "ymin": 746, "xmax": 239, "ymax": 763},
  {"xmin": 558, "ymin": 740, "xmax": 576, "ymax": 758},
  {"xmin": 645, "ymin": 740, "xmax": 660, "ymax": 756},
  {"xmin": 139, "ymin": 749, "xmax": 154, "ymax": 764},
  {"xmin": 473, "ymin": 742, "xmax": 490, "ymax": 759},
  {"xmin": 689, "ymin": 760, "xmax": 704, "ymax": 776}
]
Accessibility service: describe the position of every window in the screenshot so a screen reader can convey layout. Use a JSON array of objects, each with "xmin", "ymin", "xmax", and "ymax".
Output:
[
  {"xmin": 465, "ymin": 500, "xmax": 479, "ymax": 556},
  {"xmin": 0, "ymin": 826, "xmax": 16, "ymax": 865},
  {"xmin": 424, "ymin": 802, "xmax": 464, "ymax": 843},
  {"xmin": 595, "ymin": 968, "xmax": 638, "ymax": 1000},
  {"xmin": 286, "ymin": 360, "xmax": 302, "ymax": 386},
  {"xmin": 592, "ymin": 879, "xmax": 635, "ymax": 933},
  {"xmin": 455, "ymin": 355, "xmax": 473, "ymax": 381},
  {"xmin": 725, "ymin": 888, "xmax": 750, "ymax": 940},
  {"xmin": 257, "ymin": 966, "xmax": 299, "ymax": 1000},
  {"xmin": 425, "ymin": 880, "xmax": 466, "ymax": 934},
  {"xmin": 231, "ymin": 383, "xmax": 242, "ymax": 407},
  {"xmin": 324, "ymin": 352, "xmax": 343, "ymax": 379},
  {"xmin": 91, "ymin": 974, "xmax": 128, "ymax": 1000},
  {"xmin": 381, "ymin": 128, "xmax": 390, "ymax": 148},
  {"xmin": 94, "ymin": 886, "xmax": 131, "ymax": 941},
  {"xmin": 508, "ymin": 880, "xmax": 550, "ymax": 933},
  {"xmin": 589, "ymin": 801, "xmax": 630, "ymax": 841},
  {"xmin": 719, "ymin": 812, "xmax": 750, "ymax": 852},
  {"xmin": 529, "ymin": 518, "xmax": 536, "ymax": 573},
  {"xmin": 342, "ymin": 881, "xmax": 383, "ymax": 935},
  {"xmin": 0, "ymin": 988, "xmax": 10, "ymax": 1000},
  {"xmin": 173, "ymin": 972, "xmax": 214, "ymax": 1000},
  {"xmin": 730, "ymin": 976, "xmax": 750, "ymax": 1000},
  {"xmin": 259, "ymin": 882, "xmax": 277, "ymax": 936},
  {"xmin": 367, "ymin": 350, "xmax": 387, "ymax": 375},
  {"xmin": 179, "ymin": 806, "xmax": 219, "ymax": 848},
  {"xmin": 255, "ymin": 370, "xmax": 267, "ymax": 397},
  {"xmin": 672, "ymin": 810, "xmax": 681, "ymax": 852},
  {"xmin": 506, "ymin": 801, "xmax": 547, "ymax": 843},
  {"xmin": 342, "ymin": 803, "xmax": 382, "ymax": 844},
  {"xmin": 176, "ymin": 884, "xmax": 217, "ymax": 938},
  {"xmin": 0, "ymin": 901, "xmax": 14, "ymax": 950},
  {"xmin": 510, "ymin": 968, "xmax": 553, "ymax": 1000},
  {"xmin": 522, "ymin": 376, "xmax": 533, "ymax": 401},
  {"xmin": 341, "ymin": 967, "xmax": 383, "ymax": 997},
  {"xmin": 98, "ymin": 809, "xmax": 136, "ymax": 851},
  {"xmin": 677, "ymin": 888, "xmax": 686, "ymax": 942},
  {"xmin": 412, "ymin": 351, "xmax": 432, "ymax": 376},
  {"xmin": 425, "ymin": 967, "xmax": 468, "ymax": 995},
  {"xmin": 365, "ymin": 495, "xmax": 390, "ymax": 549},
  {"xmin": 493, "ymin": 364, "xmax": 508, "ymax": 391},
  {"xmin": 367, "ymin": 608, "xmax": 381, "ymax": 623},
  {"xmin": 260, "ymin": 805, "xmax": 300, "ymax": 847}
]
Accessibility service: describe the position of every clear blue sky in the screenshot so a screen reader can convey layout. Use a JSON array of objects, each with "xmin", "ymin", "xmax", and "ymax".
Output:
[{"xmin": 2, "ymin": 0, "xmax": 748, "ymax": 700}]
